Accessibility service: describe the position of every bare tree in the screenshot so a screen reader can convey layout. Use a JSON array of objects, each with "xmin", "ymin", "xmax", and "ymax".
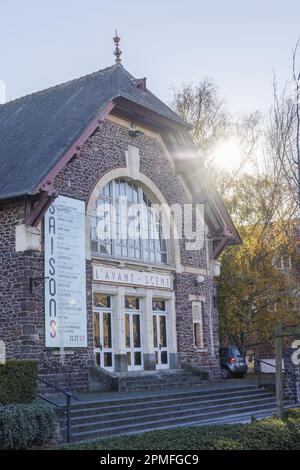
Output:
[
  {"xmin": 170, "ymin": 78, "xmax": 230, "ymax": 164},
  {"xmin": 215, "ymin": 111, "xmax": 263, "ymax": 193},
  {"xmin": 270, "ymin": 39, "xmax": 300, "ymax": 210},
  {"xmin": 171, "ymin": 79, "xmax": 263, "ymax": 193}
]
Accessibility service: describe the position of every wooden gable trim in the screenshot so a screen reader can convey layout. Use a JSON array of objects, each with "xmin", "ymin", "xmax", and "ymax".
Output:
[
  {"xmin": 32, "ymin": 101, "xmax": 115, "ymax": 195},
  {"xmin": 24, "ymin": 101, "xmax": 115, "ymax": 227}
]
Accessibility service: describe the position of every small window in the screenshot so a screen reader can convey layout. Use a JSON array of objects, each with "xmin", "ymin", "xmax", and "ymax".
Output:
[
  {"xmin": 93, "ymin": 294, "xmax": 111, "ymax": 308},
  {"xmin": 283, "ymin": 254, "xmax": 292, "ymax": 269},
  {"xmin": 152, "ymin": 299, "xmax": 166, "ymax": 311},
  {"xmin": 192, "ymin": 301, "xmax": 204, "ymax": 349},
  {"xmin": 125, "ymin": 296, "xmax": 140, "ymax": 310},
  {"xmin": 229, "ymin": 346, "xmax": 242, "ymax": 357},
  {"xmin": 267, "ymin": 299, "xmax": 277, "ymax": 312},
  {"xmin": 272, "ymin": 253, "xmax": 292, "ymax": 270},
  {"xmin": 219, "ymin": 348, "xmax": 226, "ymax": 358}
]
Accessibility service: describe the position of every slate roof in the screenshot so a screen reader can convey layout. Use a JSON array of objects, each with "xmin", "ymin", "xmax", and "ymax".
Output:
[{"xmin": 0, "ymin": 65, "xmax": 188, "ymax": 201}]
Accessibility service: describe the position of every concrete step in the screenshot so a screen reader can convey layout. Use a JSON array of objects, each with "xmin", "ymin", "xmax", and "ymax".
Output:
[
  {"xmin": 123, "ymin": 376, "xmax": 202, "ymax": 385},
  {"xmin": 70, "ymin": 391, "xmax": 274, "ymax": 420},
  {"xmin": 123, "ymin": 376, "xmax": 201, "ymax": 384},
  {"xmin": 121, "ymin": 381, "xmax": 204, "ymax": 392},
  {"xmin": 71, "ymin": 384, "xmax": 260, "ymax": 410},
  {"xmin": 92, "ymin": 402, "xmax": 296, "ymax": 436},
  {"xmin": 55, "ymin": 383, "xmax": 288, "ymax": 443},
  {"xmin": 70, "ymin": 399, "xmax": 294, "ymax": 442},
  {"xmin": 71, "ymin": 397, "xmax": 277, "ymax": 431},
  {"xmin": 123, "ymin": 372, "xmax": 187, "ymax": 380},
  {"xmin": 118, "ymin": 370, "xmax": 206, "ymax": 391},
  {"xmin": 122, "ymin": 370, "xmax": 191, "ymax": 378},
  {"xmin": 188, "ymin": 402, "xmax": 295, "ymax": 426}
]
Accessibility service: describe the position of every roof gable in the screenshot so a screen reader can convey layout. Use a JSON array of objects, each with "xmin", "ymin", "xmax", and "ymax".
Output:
[{"xmin": 0, "ymin": 65, "xmax": 188, "ymax": 201}]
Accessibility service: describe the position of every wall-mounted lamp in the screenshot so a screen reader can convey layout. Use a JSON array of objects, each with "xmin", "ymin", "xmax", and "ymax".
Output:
[
  {"xmin": 195, "ymin": 275, "xmax": 205, "ymax": 286},
  {"xmin": 129, "ymin": 123, "xmax": 144, "ymax": 139},
  {"xmin": 29, "ymin": 276, "xmax": 49, "ymax": 293}
]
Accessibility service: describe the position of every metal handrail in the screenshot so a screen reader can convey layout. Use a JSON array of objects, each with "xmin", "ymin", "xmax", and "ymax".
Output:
[
  {"xmin": 257, "ymin": 359, "xmax": 298, "ymax": 403},
  {"xmin": 37, "ymin": 376, "xmax": 81, "ymax": 443},
  {"xmin": 37, "ymin": 394, "xmax": 64, "ymax": 408},
  {"xmin": 38, "ymin": 376, "xmax": 80, "ymax": 399},
  {"xmin": 258, "ymin": 359, "xmax": 277, "ymax": 370},
  {"xmin": 257, "ymin": 358, "xmax": 297, "ymax": 377},
  {"xmin": 257, "ymin": 359, "xmax": 277, "ymax": 388}
]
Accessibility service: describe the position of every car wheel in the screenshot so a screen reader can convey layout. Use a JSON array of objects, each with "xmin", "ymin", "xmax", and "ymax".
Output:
[{"xmin": 221, "ymin": 367, "xmax": 231, "ymax": 379}]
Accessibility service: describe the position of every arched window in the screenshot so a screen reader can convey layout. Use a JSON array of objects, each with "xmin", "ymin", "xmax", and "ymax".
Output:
[{"xmin": 91, "ymin": 179, "xmax": 168, "ymax": 264}]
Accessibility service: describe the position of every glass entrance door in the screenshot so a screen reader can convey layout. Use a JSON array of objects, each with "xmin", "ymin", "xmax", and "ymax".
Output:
[
  {"xmin": 93, "ymin": 294, "xmax": 114, "ymax": 371},
  {"xmin": 152, "ymin": 299, "xmax": 169, "ymax": 369},
  {"xmin": 125, "ymin": 296, "xmax": 143, "ymax": 371}
]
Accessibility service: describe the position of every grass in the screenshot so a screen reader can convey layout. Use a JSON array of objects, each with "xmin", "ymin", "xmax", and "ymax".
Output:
[{"xmin": 58, "ymin": 408, "xmax": 300, "ymax": 450}]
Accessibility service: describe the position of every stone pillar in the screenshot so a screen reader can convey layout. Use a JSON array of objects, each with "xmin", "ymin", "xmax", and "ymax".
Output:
[
  {"xmin": 142, "ymin": 291, "xmax": 156, "ymax": 370},
  {"xmin": 0, "ymin": 340, "xmax": 5, "ymax": 364},
  {"xmin": 283, "ymin": 345, "xmax": 300, "ymax": 403},
  {"xmin": 113, "ymin": 287, "xmax": 128, "ymax": 372},
  {"xmin": 168, "ymin": 293, "xmax": 178, "ymax": 369}
]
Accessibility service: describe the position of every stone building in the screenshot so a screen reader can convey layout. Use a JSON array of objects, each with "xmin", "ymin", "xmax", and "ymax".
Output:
[{"xmin": 0, "ymin": 48, "xmax": 240, "ymax": 391}]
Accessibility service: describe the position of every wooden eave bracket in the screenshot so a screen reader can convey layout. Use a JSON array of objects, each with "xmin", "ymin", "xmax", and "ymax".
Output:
[
  {"xmin": 212, "ymin": 229, "xmax": 236, "ymax": 259},
  {"xmin": 25, "ymin": 189, "xmax": 58, "ymax": 227},
  {"xmin": 173, "ymin": 158, "xmax": 199, "ymax": 176}
]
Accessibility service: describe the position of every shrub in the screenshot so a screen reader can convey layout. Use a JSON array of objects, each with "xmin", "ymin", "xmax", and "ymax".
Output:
[
  {"xmin": 0, "ymin": 401, "xmax": 56, "ymax": 449},
  {"xmin": 0, "ymin": 360, "xmax": 38, "ymax": 404},
  {"xmin": 213, "ymin": 438, "xmax": 243, "ymax": 450},
  {"xmin": 285, "ymin": 408, "xmax": 300, "ymax": 450},
  {"xmin": 286, "ymin": 408, "xmax": 300, "ymax": 420}
]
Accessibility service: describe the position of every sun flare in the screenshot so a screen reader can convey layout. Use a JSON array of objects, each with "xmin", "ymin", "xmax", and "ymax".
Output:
[{"xmin": 211, "ymin": 137, "xmax": 242, "ymax": 170}]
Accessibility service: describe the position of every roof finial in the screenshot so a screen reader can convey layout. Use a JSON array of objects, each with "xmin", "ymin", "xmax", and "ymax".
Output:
[{"xmin": 113, "ymin": 29, "xmax": 122, "ymax": 65}]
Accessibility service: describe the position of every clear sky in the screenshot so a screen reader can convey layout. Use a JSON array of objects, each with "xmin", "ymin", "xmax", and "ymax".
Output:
[{"xmin": 1, "ymin": 0, "xmax": 300, "ymax": 115}]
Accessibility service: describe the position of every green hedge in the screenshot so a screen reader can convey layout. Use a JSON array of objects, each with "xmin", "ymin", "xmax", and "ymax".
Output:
[
  {"xmin": 62, "ymin": 411, "xmax": 300, "ymax": 450},
  {"xmin": 0, "ymin": 360, "xmax": 38, "ymax": 404},
  {"xmin": 0, "ymin": 401, "xmax": 56, "ymax": 449}
]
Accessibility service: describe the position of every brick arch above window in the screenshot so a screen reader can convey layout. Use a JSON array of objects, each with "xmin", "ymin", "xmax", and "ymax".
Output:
[{"xmin": 85, "ymin": 168, "xmax": 182, "ymax": 272}]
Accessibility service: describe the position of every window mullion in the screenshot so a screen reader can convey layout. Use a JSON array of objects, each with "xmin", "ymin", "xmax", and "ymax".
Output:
[
  {"xmin": 92, "ymin": 181, "xmax": 167, "ymax": 265},
  {"xmin": 139, "ymin": 187, "xmax": 145, "ymax": 262},
  {"xmin": 111, "ymin": 180, "xmax": 116, "ymax": 258}
]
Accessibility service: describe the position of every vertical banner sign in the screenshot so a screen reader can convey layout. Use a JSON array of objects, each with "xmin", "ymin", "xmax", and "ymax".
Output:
[{"xmin": 45, "ymin": 196, "xmax": 87, "ymax": 347}]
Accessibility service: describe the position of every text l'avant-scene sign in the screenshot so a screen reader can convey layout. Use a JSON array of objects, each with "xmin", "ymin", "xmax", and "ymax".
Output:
[
  {"xmin": 93, "ymin": 265, "xmax": 172, "ymax": 289},
  {"xmin": 45, "ymin": 196, "xmax": 87, "ymax": 348}
]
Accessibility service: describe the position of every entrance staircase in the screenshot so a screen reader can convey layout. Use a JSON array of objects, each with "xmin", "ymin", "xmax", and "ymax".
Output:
[
  {"xmin": 117, "ymin": 369, "xmax": 207, "ymax": 392},
  {"xmin": 59, "ymin": 383, "xmax": 294, "ymax": 443}
]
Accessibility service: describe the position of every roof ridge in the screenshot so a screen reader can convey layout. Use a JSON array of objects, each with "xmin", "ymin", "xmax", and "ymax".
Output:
[{"xmin": 0, "ymin": 64, "xmax": 120, "ymax": 110}]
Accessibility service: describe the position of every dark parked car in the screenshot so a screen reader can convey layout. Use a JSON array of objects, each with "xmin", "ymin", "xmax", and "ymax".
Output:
[{"xmin": 219, "ymin": 346, "xmax": 248, "ymax": 378}]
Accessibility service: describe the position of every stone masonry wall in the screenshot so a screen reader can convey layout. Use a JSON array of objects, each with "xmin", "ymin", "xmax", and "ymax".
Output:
[
  {"xmin": 0, "ymin": 119, "xmax": 221, "ymax": 391},
  {"xmin": 0, "ymin": 200, "xmax": 94, "ymax": 392},
  {"xmin": 284, "ymin": 346, "xmax": 300, "ymax": 403}
]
